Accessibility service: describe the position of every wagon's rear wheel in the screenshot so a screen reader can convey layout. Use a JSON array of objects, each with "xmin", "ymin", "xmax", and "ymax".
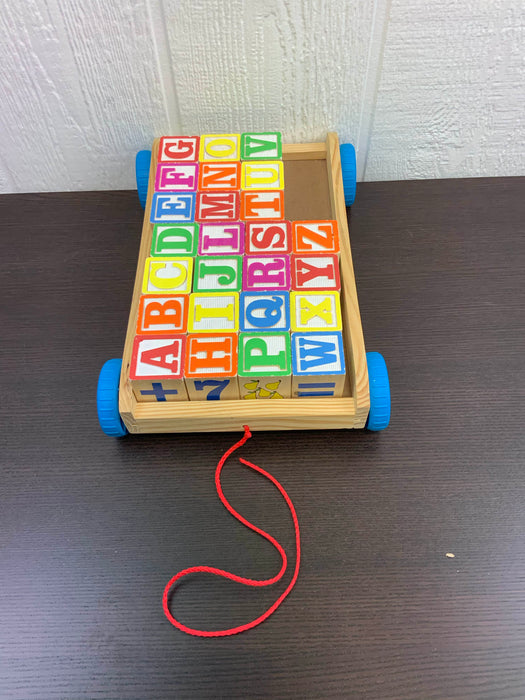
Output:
[{"xmin": 97, "ymin": 359, "xmax": 128, "ymax": 437}]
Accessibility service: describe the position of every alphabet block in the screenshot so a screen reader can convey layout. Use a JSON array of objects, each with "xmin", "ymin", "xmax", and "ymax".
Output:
[
  {"xmin": 241, "ymin": 161, "xmax": 284, "ymax": 190},
  {"xmin": 136, "ymin": 294, "xmax": 188, "ymax": 335},
  {"xmin": 199, "ymin": 134, "xmax": 240, "ymax": 162},
  {"xmin": 243, "ymin": 255, "xmax": 290, "ymax": 291},
  {"xmin": 196, "ymin": 191, "xmax": 240, "ymax": 222},
  {"xmin": 193, "ymin": 256, "xmax": 242, "ymax": 292},
  {"xmin": 158, "ymin": 136, "xmax": 199, "ymax": 163},
  {"xmin": 198, "ymin": 222, "xmax": 244, "ymax": 255},
  {"xmin": 188, "ymin": 292, "xmax": 239, "ymax": 333},
  {"xmin": 240, "ymin": 292, "xmax": 290, "ymax": 332},
  {"xmin": 292, "ymin": 220, "xmax": 339, "ymax": 254},
  {"xmin": 130, "ymin": 335, "xmax": 188, "ymax": 402},
  {"xmin": 142, "ymin": 257, "xmax": 193, "ymax": 294},
  {"xmin": 291, "ymin": 331, "xmax": 346, "ymax": 397},
  {"xmin": 185, "ymin": 333, "xmax": 239, "ymax": 401},
  {"xmin": 241, "ymin": 132, "xmax": 282, "ymax": 160},
  {"xmin": 240, "ymin": 191, "xmax": 284, "ymax": 220},
  {"xmin": 238, "ymin": 332, "xmax": 292, "ymax": 399},
  {"xmin": 291, "ymin": 254, "xmax": 341, "ymax": 291},
  {"xmin": 198, "ymin": 162, "xmax": 240, "ymax": 191},
  {"xmin": 151, "ymin": 192, "xmax": 196, "ymax": 223},
  {"xmin": 155, "ymin": 163, "xmax": 198, "ymax": 192},
  {"xmin": 245, "ymin": 221, "xmax": 291, "ymax": 254},
  {"xmin": 151, "ymin": 223, "xmax": 198, "ymax": 257},
  {"xmin": 290, "ymin": 291, "xmax": 342, "ymax": 332}
]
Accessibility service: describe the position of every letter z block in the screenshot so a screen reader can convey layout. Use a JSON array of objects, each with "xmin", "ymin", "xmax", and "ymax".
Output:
[
  {"xmin": 193, "ymin": 256, "xmax": 242, "ymax": 292},
  {"xmin": 291, "ymin": 331, "xmax": 346, "ymax": 397},
  {"xmin": 292, "ymin": 220, "xmax": 339, "ymax": 254},
  {"xmin": 243, "ymin": 255, "xmax": 290, "ymax": 291},
  {"xmin": 130, "ymin": 335, "xmax": 188, "ymax": 402},
  {"xmin": 290, "ymin": 291, "xmax": 342, "ymax": 332},
  {"xmin": 199, "ymin": 134, "xmax": 240, "ymax": 162},
  {"xmin": 188, "ymin": 293, "xmax": 239, "ymax": 333},
  {"xmin": 240, "ymin": 191, "xmax": 284, "ymax": 220},
  {"xmin": 246, "ymin": 221, "xmax": 291, "ymax": 254},
  {"xmin": 238, "ymin": 332, "xmax": 291, "ymax": 399},
  {"xmin": 291, "ymin": 254, "xmax": 341, "ymax": 290},
  {"xmin": 136, "ymin": 294, "xmax": 188, "ymax": 335},
  {"xmin": 241, "ymin": 161, "xmax": 284, "ymax": 190},
  {"xmin": 158, "ymin": 136, "xmax": 199, "ymax": 163},
  {"xmin": 151, "ymin": 223, "xmax": 198, "ymax": 256},
  {"xmin": 241, "ymin": 132, "xmax": 282, "ymax": 160},
  {"xmin": 185, "ymin": 333, "xmax": 239, "ymax": 401},
  {"xmin": 240, "ymin": 292, "xmax": 290, "ymax": 332},
  {"xmin": 142, "ymin": 257, "xmax": 193, "ymax": 294},
  {"xmin": 198, "ymin": 162, "xmax": 240, "ymax": 191},
  {"xmin": 196, "ymin": 191, "xmax": 239, "ymax": 222},
  {"xmin": 155, "ymin": 163, "xmax": 199, "ymax": 191},
  {"xmin": 151, "ymin": 192, "xmax": 196, "ymax": 223},
  {"xmin": 199, "ymin": 222, "xmax": 244, "ymax": 255}
]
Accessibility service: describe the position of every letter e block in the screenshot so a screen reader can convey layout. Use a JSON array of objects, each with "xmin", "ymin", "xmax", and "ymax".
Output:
[
  {"xmin": 240, "ymin": 191, "xmax": 284, "ymax": 220},
  {"xmin": 238, "ymin": 332, "xmax": 291, "ymax": 399},
  {"xmin": 130, "ymin": 335, "xmax": 188, "ymax": 402},
  {"xmin": 290, "ymin": 291, "xmax": 342, "ymax": 332},
  {"xmin": 142, "ymin": 257, "xmax": 193, "ymax": 294},
  {"xmin": 151, "ymin": 192, "xmax": 196, "ymax": 223},
  {"xmin": 246, "ymin": 221, "xmax": 291, "ymax": 254},
  {"xmin": 243, "ymin": 255, "xmax": 290, "ymax": 291},
  {"xmin": 136, "ymin": 294, "xmax": 188, "ymax": 335},
  {"xmin": 291, "ymin": 254, "xmax": 340, "ymax": 290},
  {"xmin": 185, "ymin": 333, "xmax": 239, "ymax": 400},
  {"xmin": 151, "ymin": 223, "xmax": 198, "ymax": 256},
  {"xmin": 158, "ymin": 136, "xmax": 199, "ymax": 163},
  {"xmin": 199, "ymin": 134, "xmax": 240, "ymax": 162},
  {"xmin": 241, "ymin": 132, "xmax": 282, "ymax": 160},
  {"xmin": 240, "ymin": 291, "xmax": 290, "ymax": 332},
  {"xmin": 188, "ymin": 293, "xmax": 239, "ymax": 333},
  {"xmin": 292, "ymin": 220, "xmax": 339, "ymax": 254},
  {"xmin": 193, "ymin": 256, "xmax": 242, "ymax": 292},
  {"xmin": 291, "ymin": 331, "xmax": 346, "ymax": 397}
]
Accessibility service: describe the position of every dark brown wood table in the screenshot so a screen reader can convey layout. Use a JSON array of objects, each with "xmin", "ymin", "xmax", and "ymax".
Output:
[{"xmin": 2, "ymin": 177, "xmax": 524, "ymax": 699}]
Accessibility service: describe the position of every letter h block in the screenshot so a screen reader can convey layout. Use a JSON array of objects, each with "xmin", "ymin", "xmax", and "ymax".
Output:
[
  {"xmin": 238, "ymin": 332, "xmax": 291, "ymax": 399},
  {"xmin": 130, "ymin": 335, "xmax": 188, "ymax": 402},
  {"xmin": 185, "ymin": 333, "xmax": 239, "ymax": 400},
  {"xmin": 291, "ymin": 331, "xmax": 346, "ymax": 398}
]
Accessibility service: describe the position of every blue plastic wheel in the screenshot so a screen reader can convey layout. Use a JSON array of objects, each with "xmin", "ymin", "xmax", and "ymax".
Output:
[
  {"xmin": 340, "ymin": 143, "xmax": 357, "ymax": 206},
  {"xmin": 97, "ymin": 359, "xmax": 128, "ymax": 437},
  {"xmin": 365, "ymin": 352, "xmax": 391, "ymax": 431},
  {"xmin": 136, "ymin": 150, "xmax": 152, "ymax": 209}
]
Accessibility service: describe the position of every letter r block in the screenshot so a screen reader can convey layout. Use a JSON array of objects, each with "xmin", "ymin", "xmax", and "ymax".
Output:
[{"xmin": 243, "ymin": 255, "xmax": 290, "ymax": 291}]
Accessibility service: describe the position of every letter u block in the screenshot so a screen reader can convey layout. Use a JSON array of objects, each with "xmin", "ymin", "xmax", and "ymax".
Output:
[
  {"xmin": 292, "ymin": 220, "xmax": 340, "ymax": 255},
  {"xmin": 136, "ymin": 294, "xmax": 188, "ymax": 335},
  {"xmin": 199, "ymin": 134, "xmax": 240, "ymax": 162},
  {"xmin": 290, "ymin": 291, "xmax": 342, "ymax": 332},
  {"xmin": 238, "ymin": 332, "xmax": 292, "ymax": 399},
  {"xmin": 151, "ymin": 223, "xmax": 198, "ymax": 257},
  {"xmin": 188, "ymin": 292, "xmax": 239, "ymax": 333},
  {"xmin": 240, "ymin": 292, "xmax": 290, "ymax": 332},
  {"xmin": 240, "ymin": 191, "xmax": 284, "ymax": 220},
  {"xmin": 142, "ymin": 257, "xmax": 193, "ymax": 294},
  {"xmin": 241, "ymin": 161, "xmax": 284, "ymax": 190},
  {"xmin": 291, "ymin": 254, "xmax": 341, "ymax": 290},
  {"xmin": 291, "ymin": 331, "xmax": 346, "ymax": 397},
  {"xmin": 184, "ymin": 333, "xmax": 239, "ymax": 401},
  {"xmin": 158, "ymin": 136, "xmax": 199, "ymax": 162},
  {"xmin": 243, "ymin": 255, "xmax": 290, "ymax": 291},
  {"xmin": 155, "ymin": 162, "xmax": 199, "ymax": 192},
  {"xmin": 130, "ymin": 335, "xmax": 188, "ymax": 402},
  {"xmin": 241, "ymin": 132, "xmax": 282, "ymax": 160}
]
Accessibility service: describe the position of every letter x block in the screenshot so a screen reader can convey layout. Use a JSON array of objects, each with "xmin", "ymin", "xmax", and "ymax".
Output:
[
  {"xmin": 243, "ymin": 255, "xmax": 290, "ymax": 291},
  {"xmin": 240, "ymin": 292, "xmax": 290, "ymax": 332},
  {"xmin": 291, "ymin": 331, "xmax": 346, "ymax": 397},
  {"xmin": 136, "ymin": 294, "xmax": 188, "ymax": 335},
  {"xmin": 241, "ymin": 161, "xmax": 284, "ymax": 190},
  {"xmin": 241, "ymin": 132, "xmax": 282, "ymax": 160},
  {"xmin": 193, "ymin": 256, "xmax": 242, "ymax": 292},
  {"xmin": 292, "ymin": 220, "xmax": 339, "ymax": 255},
  {"xmin": 290, "ymin": 291, "xmax": 342, "ymax": 332},
  {"xmin": 155, "ymin": 162, "xmax": 199, "ymax": 192},
  {"xmin": 158, "ymin": 136, "xmax": 199, "ymax": 162},
  {"xmin": 291, "ymin": 254, "xmax": 341, "ymax": 290},
  {"xmin": 130, "ymin": 335, "xmax": 188, "ymax": 402},
  {"xmin": 238, "ymin": 332, "xmax": 291, "ymax": 399},
  {"xmin": 188, "ymin": 292, "xmax": 239, "ymax": 333},
  {"xmin": 196, "ymin": 191, "xmax": 240, "ymax": 222},
  {"xmin": 245, "ymin": 221, "xmax": 291, "ymax": 254},
  {"xmin": 151, "ymin": 192, "xmax": 196, "ymax": 223},
  {"xmin": 142, "ymin": 257, "xmax": 193, "ymax": 294},
  {"xmin": 151, "ymin": 223, "xmax": 198, "ymax": 257},
  {"xmin": 184, "ymin": 333, "xmax": 239, "ymax": 401}
]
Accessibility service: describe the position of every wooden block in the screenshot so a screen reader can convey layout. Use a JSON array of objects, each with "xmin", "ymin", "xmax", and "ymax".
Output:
[
  {"xmin": 240, "ymin": 191, "xmax": 284, "ymax": 220},
  {"xmin": 198, "ymin": 222, "xmax": 244, "ymax": 255},
  {"xmin": 238, "ymin": 332, "xmax": 292, "ymax": 399},
  {"xmin": 151, "ymin": 223, "xmax": 198, "ymax": 257},
  {"xmin": 291, "ymin": 331, "xmax": 346, "ymax": 398},
  {"xmin": 291, "ymin": 254, "xmax": 341, "ymax": 290},
  {"xmin": 195, "ymin": 191, "xmax": 240, "ymax": 222},
  {"xmin": 136, "ymin": 294, "xmax": 188, "ymax": 335},
  {"xmin": 243, "ymin": 255, "xmax": 290, "ymax": 291},
  {"xmin": 155, "ymin": 162, "xmax": 198, "ymax": 191},
  {"xmin": 193, "ymin": 256, "xmax": 242, "ymax": 293},
  {"xmin": 199, "ymin": 134, "xmax": 240, "ymax": 162},
  {"xmin": 292, "ymin": 220, "xmax": 339, "ymax": 254},
  {"xmin": 241, "ymin": 132, "xmax": 282, "ymax": 160},
  {"xmin": 241, "ymin": 161, "xmax": 284, "ymax": 190},
  {"xmin": 188, "ymin": 292, "xmax": 239, "ymax": 333},
  {"xmin": 130, "ymin": 334, "xmax": 188, "ymax": 402},
  {"xmin": 158, "ymin": 136, "xmax": 199, "ymax": 163},
  {"xmin": 245, "ymin": 221, "xmax": 291, "ymax": 254},
  {"xmin": 150, "ymin": 192, "xmax": 196, "ymax": 223},
  {"xmin": 198, "ymin": 162, "xmax": 240, "ymax": 191},
  {"xmin": 290, "ymin": 291, "xmax": 342, "ymax": 332},
  {"xmin": 240, "ymin": 291, "xmax": 290, "ymax": 332},
  {"xmin": 142, "ymin": 257, "xmax": 193, "ymax": 294},
  {"xmin": 185, "ymin": 333, "xmax": 239, "ymax": 401}
]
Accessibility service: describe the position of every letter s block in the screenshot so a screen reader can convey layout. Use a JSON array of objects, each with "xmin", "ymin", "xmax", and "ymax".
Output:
[
  {"xmin": 245, "ymin": 221, "xmax": 291, "ymax": 254},
  {"xmin": 130, "ymin": 335, "xmax": 188, "ymax": 402},
  {"xmin": 136, "ymin": 294, "xmax": 188, "ymax": 335},
  {"xmin": 291, "ymin": 331, "xmax": 346, "ymax": 397},
  {"xmin": 158, "ymin": 136, "xmax": 199, "ymax": 162},
  {"xmin": 184, "ymin": 333, "xmax": 240, "ymax": 401},
  {"xmin": 142, "ymin": 257, "xmax": 193, "ymax": 294}
]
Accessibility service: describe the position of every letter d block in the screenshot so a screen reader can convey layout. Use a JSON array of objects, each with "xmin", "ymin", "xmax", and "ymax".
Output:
[
  {"xmin": 238, "ymin": 332, "xmax": 291, "ymax": 399},
  {"xmin": 142, "ymin": 257, "xmax": 193, "ymax": 294},
  {"xmin": 136, "ymin": 294, "xmax": 188, "ymax": 335},
  {"xmin": 151, "ymin": 223, "xmax": 198, "ymax": 256},
  {"xmin": 188, "ymin": 293, "xmax": 239, "ymax": 333},
  {"xmin": 290, "ymin": 291, "xmax": 342, "ymax": 332},
  {"xmin": 184, "ymin": 333, "xmax": 239, "ymax": 401},
  {"xmin": 130, "ymin": 335, "xmax": 188, "ymax": 402},
  {"xmin": 291, "ymin": 331, "xmax": 346, "ymax": 398}
]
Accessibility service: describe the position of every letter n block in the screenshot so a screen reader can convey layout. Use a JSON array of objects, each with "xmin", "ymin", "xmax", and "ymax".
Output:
[
  {"xmin": 155, "ymin": 163, "xmax": 199, "ymax": 192},
  {"xmin": 241, "ymin": 161, "xmax": 284, "ymax": 190},
  {"xmin": 196, "ymin": 191, "xmax": 239, "ymax": 222},
  {"xmin": 240, "ymin": 191, "xmax": 284, "ymax": 220},
  {"xmin": 158, "ymin": 136, "xmax": 199, "ymax": 163},
  {"xmin": 151, "ymin": 192, "xmax": 196, "ymax": 223},
  {"xmin": 193, "ymin": 256, "xmax": 242, "ymax": 292},
  {"xmin": 151, "ymin": 223, "xmax": 198, "ymax": 256},
  {"xmin": 238, "ymin": 332, "xmax": 291, "ymax": 399},
  {"xmin": 198, "ymin": 162, "xmax": 240, "ymax": 191},
  {"xmin": 199, "ymin": 134, "xmax": 240, "ymax": 162},
  {"xmin": 292, "ymin": 220, "xmax": 339, "ymax": 254},
  {"xmin": 291, "ymin": 331, "xmax": 346, "ymax": 397},
  {"xmin": 291, "ymin": 254, "xmax": 340, "ymax": 290},
  {"xmin": 184, "ymin": 333, "xmax": 239, "ymax": 401},
  {"xmin": 241, "ymin": 132, "xmax": 282, "ymax": 160},
  {"xmin": 130, "ymin": 335, "xmax": 188, "ymax": 402},
  {"xmin": 290, "ymin": 291, "xmax": 342, "ymax": 332},
  {"xmin": 142, "ymin": 257, "xmax": 193, "ymax": 294},
  {"xmin": 240, "ymin": 292, "xmax": 290, "ymax": 332},
  {"xmin": 243, "ymin": 255, "xmax": 290, "ymax": 291},
  {"xmin": 245, "ymin": 221, "xmax": 291, "ymax": 254},
  {"xmin": 188, "ymin": 293, "xmax": 239, "ymax": 333},
  {"xmin": 136, "ymin": 294, "xmax": 188, "ymax": 335}
]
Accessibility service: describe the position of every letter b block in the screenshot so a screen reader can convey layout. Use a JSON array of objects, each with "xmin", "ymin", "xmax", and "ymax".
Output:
[
  {"xmin": 238, "ymin": 332, "xmax": 291, "ymax": 399},
  {"xmin": 136, "ymin": 294, "xmax": 188, "ymax": 335},
  {"xmin": 291, "ymin": 331, "xmax": 346, "ymax": 397}
]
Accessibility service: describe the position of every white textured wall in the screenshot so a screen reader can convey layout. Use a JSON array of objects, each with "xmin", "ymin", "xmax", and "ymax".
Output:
[{"xmin": 0, "ymin": 0, "xmax": 522, "ymax": 193}]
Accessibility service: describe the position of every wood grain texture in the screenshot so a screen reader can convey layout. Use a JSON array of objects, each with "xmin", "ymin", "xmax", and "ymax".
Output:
[
  {"xmin": 1, "ymin": 177, "xmax": 524, "ymax": 698},
  {"xmin": 365, "ymin": 0, "xmax": 525, "ymax": 180}
]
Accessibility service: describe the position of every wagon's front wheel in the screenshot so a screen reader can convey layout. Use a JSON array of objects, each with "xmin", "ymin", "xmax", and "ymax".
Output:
[
  {"xmin": 365, "ymin": 352, "xmax": 391, "ymax": 431},
  {"xmin": 136, "ymin": 150, "xmax": 152, "ymax": 209},
  {"xmin": 340, "ymin": 143, "xmax": 357, "ymax": 206},
  {"xmin": 97, "ymin": 359, "xmax": 128, "ymax": 437}
]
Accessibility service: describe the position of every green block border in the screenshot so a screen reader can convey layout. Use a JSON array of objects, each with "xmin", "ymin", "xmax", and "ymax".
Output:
[
  {"xmin": 193, "ymin": 255, "xmax": 243, "ymax": 293},
  {"xmin": 241, "ymin": 132, "xmax": 282, "ymax": 161},
  {"xmin": 238, "ymin": 332, "xmax": 291, "ymax": 376},
  {"xmin": 151, "ymin": 223, "xmax": 199, "ymax": 257}
]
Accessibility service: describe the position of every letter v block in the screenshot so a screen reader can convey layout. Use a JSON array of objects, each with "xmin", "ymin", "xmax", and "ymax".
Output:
[
  {"xmin": 241, "ymin": 132, "xmax": 282, "ymax": 160},
  {"xmin": 291, "ymin": 331, "xmax": 346, "ymax": 397},
  {"xmin": 130, "ymin": 335, "xmax": 188, "ymax": 402},
  {"xmin": 184, "ymin": 333, "xmax": 239, "ymax": 401},
  {"xmin": 238, "ymin": 332, "xmax": 292, "ymax": 399}
]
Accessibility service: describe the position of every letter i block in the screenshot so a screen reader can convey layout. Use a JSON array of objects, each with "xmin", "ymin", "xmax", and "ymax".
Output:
[
  {"xmin": 292, "ymin": 220, "xmax": 340, "ymax": 255},
  {"xmin": 130, "ymin": 335, "xmax": 188, "ymax": 402},
  {"xmin": 199, "ymin": 222, "xmax": 244, "ymax": 255},
  {"xmin": 158, "ymin": 136, "xmax": 199, "ymax": 163},
  {"xmin": 188, "ymin": 293, "xmax": 239, "ymax": 333},
  {"xmin": 151, "ymin": 223, "xmax": 198, "ymax": 256},
  {"xmin": 193, "ymin": 256, "xmax": 242, "ymax": 292},
  {"xmin": 241, "ymin": 161, "xmax": 284, "ymax": 190},
  {"xmin": 290, "ymin": 291, "xmax": 342, "ymax": 332},
  {"xmin": 246, "ymin": 221, "xmax": 291, "ymax": 254},
  {"xmin": 184, "ymin": 333, "xmax": 239, "ymax": 401},
  {"xmin": 240, "ymin": 191, "xmax": 284, "ymax": 220},
  {"xmin": 198, "ymin": 162, "xmax": 240, "ymax": 191},
  {"xmin": 291, "ymin": 254, "xmax": 341, "ymax": 290},
  {"xmin": 155, "ymin": 163, "xmax": 199, "ymax": 192},
  {"xmin": 238, "ymin": 332, "xmax": 292, "ymax": 399},
  {"xmin": 243, "ymin": 255, "xmax": 290, "ymax": 291},
  {"xmin": 240, "ymin": 292, "xmax": 290, "ymax": 332},
  {"xmin": 199, "ymin": 134, "xmax": 240, "ymax": 162},
  {"xmin": 291, "ymin": 331, "xmax": 346, "ymax": 398},
  {"xmin": 241, "ymin": 132, "xmax": 282, "ymax": 160},
  {"xmin": 196, "ymin": 191, "xmax": 240, "ymax": 222},
  {"xmin": 136, "ymin": 294, "xmax": 188, "ymax": 335},
  {"xmin": 142, "ymin": 257, "xmax": 193, "ymax": 294},
  {"xmin": 151, "ymin": 192, "xmax": 196, "ymax": 223}
]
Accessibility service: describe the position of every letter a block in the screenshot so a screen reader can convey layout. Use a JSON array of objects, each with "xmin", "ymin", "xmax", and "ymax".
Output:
[
  {"xmin": 151, "ymin": 223, "xmax": 198, "ymax": 256},
  {"xmin": 241, "ymin": 161, "xmax": 284, "ymax": 190},
  {"xmin": 193, "ymin": 256, "xmax": 242, "ymax": 292},
  {"xmin": 240, "ymin": 292, "xmax": 290, "ymax": 332},
  {"xmin": 291, "ymin": 331, "xmax": 346, "ymax": 397},
  {"xmin": 196, "ymin": 191, "xmax": 240, "ymax": 222},
  {"xmin": 240, "ymin": 191, "xmax": 284, "ymax": 220},
  {"xmin": 246, "ymin": 221, "xmax": 291, "ymax": 254},
  {"xmin": 243, "ymin": 255, "xmax": 290, "ymax": 291},
  {"xmin": 158, "ymin": 136, "xmax": 199, "ymax": 163},
  {"xmin": 290, "ymin": 291, "xmax": 342, "ymax": 332},
  {"xmin": 292, "ymin": 220, "xmax": 339, "ymax": 255},
  {"xmin": 155, "ymin": 163, "xmax": 199, "ymax": 192},
  {"xmin": 199, "ymin": 134, "xmax": 240, "ymax": 162},
  {"xmin": 238, "ymin": 332, "xmax": 292, "ymax": 399},
  {"xmin": 151, "ymin": 192, "xmax": 196, "ymax": 223},
  {"xmin": 241, "ymin": 132, "xmax": 282, "ymax": 160},
  {"xmin": 136, "ymin": 294, "xmax": 188, "ymax": 335},
  {"xmin": 142, "ymin": 257, "xmax": 193, "ymax": 294},
  {"xmin": 199, "ymin": 222, "xmax": 244, "ymax": 255},
  {"xmin": 184, "ymin": 333, "xmax": 239, "ymax": 401},
  {"xmin": 188, "ymin": 293, "xmax": 239, "ymax": 333},
  {"xmin": 291, "ymin": 254, "xmax": 341, "ymax": 290},
  {"xmin": 130, "ymin": 335, "xmax": 188, "ymax": 402},
  {"xmin": 198, "ymin": 162, "xmax": 240, "ymax": 191}
]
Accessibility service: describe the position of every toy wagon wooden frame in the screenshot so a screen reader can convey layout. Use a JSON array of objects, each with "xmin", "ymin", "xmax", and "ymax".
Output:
[{"xmin": 97, "ymin": 132, "xmax": 390, "ymax": 435}]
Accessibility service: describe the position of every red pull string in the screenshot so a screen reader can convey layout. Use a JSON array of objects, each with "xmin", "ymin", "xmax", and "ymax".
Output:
[{"xmin": 162, "ymin": 425, "xmax": 301, "ymax": 637}]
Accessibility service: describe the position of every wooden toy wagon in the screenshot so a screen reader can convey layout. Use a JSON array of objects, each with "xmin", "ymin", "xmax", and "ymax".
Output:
[{"xmin": 97, "ymin": 132, "xmax": 390, "ymax": 436}]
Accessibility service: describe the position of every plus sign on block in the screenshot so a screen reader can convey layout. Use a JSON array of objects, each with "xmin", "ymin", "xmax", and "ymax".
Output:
[{"xmin": 130, "ymin": 335, "xmax": 188, "ymax": 402}]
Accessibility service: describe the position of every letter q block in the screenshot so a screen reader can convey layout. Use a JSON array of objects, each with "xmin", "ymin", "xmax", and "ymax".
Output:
[
  {"xmin": 142, "ymin": 257, "xmax": 193, "ymax": 294},
  {"xmin": 240, "ymin": 292, "xmax": 290, "ymax": 332},
  {"xmin": 130, "ymin": 335, "xmax": 188, "ymax": 402}
]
